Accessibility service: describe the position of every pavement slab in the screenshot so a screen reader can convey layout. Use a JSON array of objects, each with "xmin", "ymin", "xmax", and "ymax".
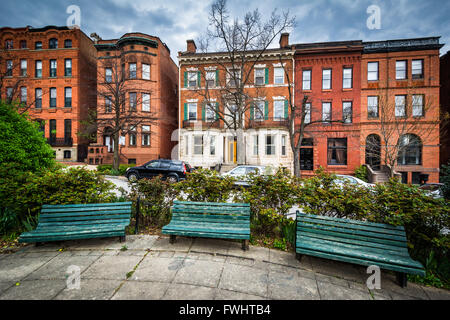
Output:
[
  {"xmin": 111, "ymin": 281, "xmax": 170, "ymax": 300},
  {"xmin": 0, "ymin": 279, "xmax": 66, "ymax": 300},
  {"xmin": 54, "ymin": 279, "xmax": 123, "ymax": 300},
  {"xmin": 81, "ymin": 255, "xmax": 143, "ymax": 281},
  {"xmin": 1, "ymin": 235, "xmax": 448, "ymax": 300}
]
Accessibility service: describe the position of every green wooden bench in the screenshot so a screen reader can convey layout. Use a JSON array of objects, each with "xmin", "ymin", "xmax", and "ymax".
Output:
[
  {"xmin": 18, "ymin": 202, "xmax": 132, "ymax": 245},
  {"xmin": 162, "ymin": 201, "xmax": 251, "ymax": 250},
  {"xmin": 295, "ymin": 212, "xmax": 425, "ymax": 287}
]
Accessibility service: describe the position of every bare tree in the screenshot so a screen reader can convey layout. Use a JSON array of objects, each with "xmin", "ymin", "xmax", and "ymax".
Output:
[
  {"xmin": 366, "ymin": 87, "xmax": 444, "ymax": 177},
  {"xmin": 94, "ymin": 51, "xmax": 159, "ymax": 170},
  {"xmin": 192, "ymin": 0, "xmax": 295, "ymax": 164}
]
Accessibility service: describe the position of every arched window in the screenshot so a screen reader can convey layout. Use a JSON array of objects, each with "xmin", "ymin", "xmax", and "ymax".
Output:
[
  {"xmin": 397, "ymin": 134, "xmax": 422, "ymax": 165},
  {"xmin": 49, "ymin": 38, "xmax": 58, "ymax": 49}
]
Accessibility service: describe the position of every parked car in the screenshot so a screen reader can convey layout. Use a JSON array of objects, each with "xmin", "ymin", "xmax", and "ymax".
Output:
[
  {"xmin": 221, "ymin": 165, "xmax": 272, "ymax": 187},
  {"xmin": 126, "ymin": 159, "xmax": 192, "ymax": 182},
  {"xmin": 418, "ymin": 183, "xmax": 444, "ymax": 199},
  {"xmin": 334, "ymin": 175, "xmax": 375, "ymax": 189}
]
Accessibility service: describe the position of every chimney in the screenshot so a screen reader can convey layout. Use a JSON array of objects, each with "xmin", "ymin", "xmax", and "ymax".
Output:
[
  {"xmin": 279, "ymin": 33, "xmax": 289, "ymax": 48},
  {"xmin": 186, "ymin": 39, "xmax": 197, "ymax": 53}
]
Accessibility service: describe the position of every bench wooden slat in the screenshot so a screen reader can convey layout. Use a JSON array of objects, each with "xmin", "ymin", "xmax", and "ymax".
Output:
[
  {"xmin": 162, "ymin": 201, "xmax": 251, "ymax": 247},
  {"xmin": 298, "ymin": 230, "xmax": 409, "ymax": 253},
  {"xmin": 298, "ymin": 222, "xmax": 407, "ymax": 242},
  {"xmin": 298, "ymin": 216, "xmax": 406, "ymax": 237},
  {"xmin": 295, "ymin": 213, "xmax": 425, "ymax": 284},
  {"xmin": 42, "ymin": 202, "xmax": 132, "ymax": 209},
  {"xmin": 19, "ymin": 202, "xmax": 131, "ymax": 244},
  {"xmin": 297, "ymin": 247, "xmax": 425, "ymax": 276}
]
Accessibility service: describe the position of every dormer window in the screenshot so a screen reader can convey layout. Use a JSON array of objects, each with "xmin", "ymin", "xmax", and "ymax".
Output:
[
  {"xmin": 35, "ymin": 41, "xmax": 42, "ymax": 50},
  {"xmin": 64, "ymin": 39, "xmax": 72, "ymax": 48},
  {"xmin": 5, "ymin": 39, "xmax": 13, "ymax": 49}
]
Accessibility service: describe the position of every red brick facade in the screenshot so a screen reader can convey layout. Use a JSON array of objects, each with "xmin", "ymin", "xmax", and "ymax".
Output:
[
  {"xmin": 88, "ymin": 33, "xmax": 178, "ymax": 166},
  {"xmin": 0, "ymin": 26, "xmax": 97, "ymax": 161}
]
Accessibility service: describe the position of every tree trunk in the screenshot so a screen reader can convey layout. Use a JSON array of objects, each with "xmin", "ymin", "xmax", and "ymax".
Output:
[
  {"xmin": 236, "ymin": 128, "xmax": 245, "ymax": 165},
  {"xmin": 293, "ymin": 148, "xmax": 301, "ymax": 178},
  {"xmin": 113, "ymin": 132, "xmax": 120, "ymax": 171}
]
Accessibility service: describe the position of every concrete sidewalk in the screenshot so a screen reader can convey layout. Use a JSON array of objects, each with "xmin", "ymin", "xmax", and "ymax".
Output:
[{"xmin": 0, "ymin": 235, "xmax": 448, "ymax": 300}]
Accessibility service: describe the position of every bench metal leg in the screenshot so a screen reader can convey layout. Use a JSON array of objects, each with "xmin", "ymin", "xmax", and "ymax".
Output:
[
  {"xmin": 242, "ymin": 240, "xmax": 249, "ymax": 251},
  {"xmin": 296, "ymin": 253, "xmax": 303, "ymax": 262},
  {"xmin": 169, "ymin": 235, "xmax": 177, "ymax": 244},
  {"xmin": 35, "ymin": 242, "xmax": 43, "ymax": 247},
  {"xmin": 396, "ymin": 272, "xmax": 407, "ymax": 288},
  {"xmin": 119, "ymin": 236, "xmax": 126, "ymax": 243}
]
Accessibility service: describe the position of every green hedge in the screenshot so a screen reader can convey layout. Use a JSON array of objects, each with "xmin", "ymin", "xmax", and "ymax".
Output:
[{"xmin": 97, "ymin": 164, "xmax": 135, "ymax": 176}]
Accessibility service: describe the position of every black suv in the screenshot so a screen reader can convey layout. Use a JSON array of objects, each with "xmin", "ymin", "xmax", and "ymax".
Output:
[{"xmin": 125, "ymin": 159, "xmax": 192, "ymax": 182}]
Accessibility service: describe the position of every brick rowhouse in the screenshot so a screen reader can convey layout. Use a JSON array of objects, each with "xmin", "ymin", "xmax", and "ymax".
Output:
[
  {"xmin": 293, "ymin": 40, "xmax": 363, "ymax": 177},
  {"xmin": 88, "ymin": 32, "xmax": 178, "ymax": 166},
  {"xmin": 440, "ymin": 50, "xmax": 450, "ymax": 168},
  {"xmin": 0, "ymin": 25, "xmax": 97, "ymax": 161}
]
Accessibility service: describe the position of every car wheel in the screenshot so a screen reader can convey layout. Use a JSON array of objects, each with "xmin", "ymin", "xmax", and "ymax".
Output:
[
  {"xmin": 167, "ymin": 175, "xmax": 179, "ymax": 183},
  {"xmin": 127, "ymin": 173, "xmax": 138, "ymax": 182}
]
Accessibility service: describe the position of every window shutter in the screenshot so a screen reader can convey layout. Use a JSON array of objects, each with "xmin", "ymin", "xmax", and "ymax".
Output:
[
  {"xmin": 215, "ymin": 69, "xmax": 219, "ymax": 86},
  {"xmin": 184, "ymin": 103, "xmax": 188, "ymax": 121},
  {"xmin": 264, "ymin": 101, "xmax": 269, "ymax": 120},
  {"xmin": 265, "ymin": 68, "xmax": 269, "ymax": 84},
  {"xmin": 184, "ymin": 72, "xmax": 187, "ymax": 88},
  {"xmin": 201, "ymin": 104, "xmax": 205, "ymax": 121},
  {"xmin": 197, "ymin": 71, "xmax": 201, "ymax": 86},
  {"xmin": 250, "ymin": 105, "xmax": 254, "ymax": 120},
  {"xmin": 215, "ymin": 102, "xmax": 219, "ymax": 120},
  {"xmin": 284, "ymin": 100, "xmax": 289, "ymax": 119}
]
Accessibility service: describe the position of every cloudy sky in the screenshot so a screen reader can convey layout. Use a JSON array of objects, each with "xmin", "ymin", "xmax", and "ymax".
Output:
[{"xmin": 1, "ymin": 0, "xmax": 449, "ymax": 63}]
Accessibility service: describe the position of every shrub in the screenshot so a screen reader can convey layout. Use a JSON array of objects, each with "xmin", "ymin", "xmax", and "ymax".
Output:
[
  {"xmin": 0, "ymin": 167, "xmax": 119, "ymax": 235},
  {"xmin": 129, "ymin": 176, "xmax": 178, "ymax": 228},
  {"xmin": 240, "ymin": 167, "xmax": 299, "ymax": 218},
  {"xmin": 97, "ymin": 164, "xmax": 134, "ymax": 176},
  {"xmin": 0, "ymin": 101, "xmax": 55, "ymax": 172},
  {"xmin": 175, "ymin": 168, "xmax": 237, "ymax": 202},
  {"xmin": 441, "ymin": 162, "xmax": 450, "ymax": 200},
  {"xmin": 354, "ymin": 165, "xmax": 368, "ymax": 182}
]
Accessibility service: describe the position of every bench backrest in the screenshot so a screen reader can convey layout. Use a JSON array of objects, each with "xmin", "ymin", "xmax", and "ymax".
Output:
[
  {"xmin": 296, "ymin": 213, "xmax": 409, "ymax": 255},
  {"xmin": 38, "ymin": 202, "xmax": 132, "ymax": 227},
  {"xmin": 171, "ymin": 201, "xmax": 250, "ymax": 224}
]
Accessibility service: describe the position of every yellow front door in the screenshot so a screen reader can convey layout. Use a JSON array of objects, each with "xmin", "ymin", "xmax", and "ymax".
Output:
[{"xmin": 228, "ymin": 140, "xmax": 237, "ymax": 163}]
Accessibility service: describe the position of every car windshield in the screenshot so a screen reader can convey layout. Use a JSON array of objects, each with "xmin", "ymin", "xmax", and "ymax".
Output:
[{"xmin": 230, "ymin": 167, "xmax": 247, "ymax": 175}]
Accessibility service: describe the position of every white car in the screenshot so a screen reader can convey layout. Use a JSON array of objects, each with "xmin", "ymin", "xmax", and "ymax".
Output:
[
  {"xmin": 334, "ymin": 174, "xmax": 375, "ymax": 188},
  {"xmin": 221, "ymin": 165, "xmax": 272, "ymax": 187}
]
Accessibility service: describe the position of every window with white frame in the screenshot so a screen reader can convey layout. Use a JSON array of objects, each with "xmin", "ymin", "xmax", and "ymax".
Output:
[
  {"xmin": 105, "ymin": 96, "xmax": 112, "ymax": 113},
  {"xmin": 281, "ymin": 135, "xmax": 287, "ymax": 156},
  {"xmin": 206, "ymin": 103, "xmax": 216, "ymax": 121},
  {"xmin": 395, "ymin": 95, "xmax": 406, "ymax": 118},
  {"xmin": 129, "ymin": 92, "xmax": 137, "ymax": 111},
  {"xmin": 194, "ymin": 135, "xmax": 203, "ymax": 155},
  {"xmin": 322, "ymin": 69, "xmax": 331, "ymax": 89},
  {"xmin": 343, "ymin": 101, "xmax": 352, "ymax": 123},
  {"xmin": 412, "ymin": 60, "xmax": 424, "ymax": 79},
  {"xmin": 367, "ymin": 62, "xmax": 379, "ymax": 81},
  {"xmin": 396, "ymin": 60, "xmax": 407, "ymax": 80},
  {"xmin": 206, "ymin": 71, "xmax": 216, "ymax": 87},
  {"xmin": 188, "ymin": 103, "xmax": 197, "ymax": 120},
  {"xmin": 142, "ymin": 125, "xmax": 150, "ymax": 146},
  {"xmin": 274, "ymin": 100, "xmax": 284, "ymax": 120},
  {"xmin": 265, "ymin": 135, "xmax": 275, "ymax": 155},
  {"xmin": 210, "ymin": 136, "xmax": 216, "ymax": 155},
  {"xmin": 119, "ymin": 135, "xmax": 126, "ymax": 146},
  {"xmin": 322, "ymin": 102, "xmax": 331, "ymax": 122},
  {"xmin": 343, "ymin": 67, "xmax": 352, "ymax": 89},
  {"xmin": 367, "ymin": 96, "xmax": 379, "ymax": 118},
  {"xmin": 142, "ymin": 93, "xmax": 150, "ymax": 112},
  {"xmin": 20, "ymin": 87, "xmax": 27, "ymax": 104},
  {"xmin": 35, "ymin": 60, "xmax": 42, "ymax": 78},
  {"xmin": 412, "ymin": 95, "xmax": 424, "ymax": 117},
  {"xmin": 304, "ymin": 102, "xmax": 311, "ymax": 123},
  {"xmin": 225, "ymin": 104, "xmax": 237, "ymax": 127},
  {"xmin": 227, "ymin": 69, "xmax": 240, "ymax": 87},
  {"xmin": 188, "ymin": 71, "xmax": 197, "ymax": 87},
  {"xmin": 20, "ymin": 59, "xmax": 27, "ymax": 76},
  {"xmin": 129, "ymin": 63, "xmax": 137, "ymax": 79},
  {"xmin": 302, "ymin": 69, "xmax": 311, "ymax": 90},
  {"xmin": 255, "ymin": 68, "xmax": 265, "ymax": 85},
  {"xmin": 142, "ymin": 64, "xmax": 150, "ymax": 80},
  {"xmin": 274, "ymin": 67, "xmax": 284, "ymax": 84},
  {"xmin": 254, "ymin": 100, "xmax": 264, "ymax": 120},
  {"xmin": 105, "ymin": 68, "xmax": 112, "ymax": 83},
  {"xmin": 253, "ymin": 135, "xmax": 259, "ymax": 155}
]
